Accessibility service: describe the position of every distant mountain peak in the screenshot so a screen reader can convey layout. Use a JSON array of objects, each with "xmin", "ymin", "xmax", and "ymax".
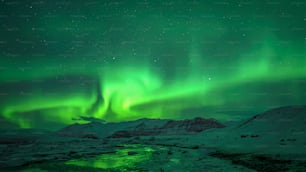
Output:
[
  {"xmin": 237, "ymin": 105, "xmax": 306, "ymax": 130},
  {"xmin": 58, "ymin": 117, "xmax": 225, "ymax": 139},
  {"xmin": 110, "ymin": 117, "xmax": 225, "ymax": 138}
]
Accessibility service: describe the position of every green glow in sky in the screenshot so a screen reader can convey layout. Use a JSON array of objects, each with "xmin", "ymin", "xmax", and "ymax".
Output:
[{"xmin": 0, "ymin": 1, "xmax": 305, "ymax": 129}]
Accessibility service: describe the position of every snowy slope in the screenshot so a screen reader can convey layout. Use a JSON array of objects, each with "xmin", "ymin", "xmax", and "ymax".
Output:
[{"xmin": 190, "ymin": 105, "xmax": 306, "ymax": 159}]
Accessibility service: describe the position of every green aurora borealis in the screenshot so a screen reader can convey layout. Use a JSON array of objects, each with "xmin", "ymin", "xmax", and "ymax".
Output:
[{"xmin": 0, "ymin": 1, "xmax": 305, "ymax": 129}]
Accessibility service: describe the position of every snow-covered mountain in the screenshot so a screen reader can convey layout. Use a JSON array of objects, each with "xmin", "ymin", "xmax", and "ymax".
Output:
[
  {"xmin": 110, "ymin": 117, "xmax": 225, "ymax": 138},
  {"xmin": 57, "ymin": 119, "xmax": 162, "ymax": 138},
  {"xmin": 57, "ymin": 117, "xmax": 225, "ymax": 139},
  {"xmin": 192, "ymin": 105, "xmax": 306, "ymax": 159}
]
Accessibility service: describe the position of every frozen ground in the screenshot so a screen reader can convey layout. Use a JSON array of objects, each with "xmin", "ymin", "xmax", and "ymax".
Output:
[
  {"xmin": 0, "ymin": 138, "xmax": 255, "ymax": 172},
  {"xmin": 0, "ymin": 106, "xmax": 306, "ymax": 171}
]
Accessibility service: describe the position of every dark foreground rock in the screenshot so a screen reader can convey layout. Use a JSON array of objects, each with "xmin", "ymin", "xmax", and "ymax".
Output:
[{"xmin": 210, "ymin": 151, "xmax": 306, "ymax": 172}]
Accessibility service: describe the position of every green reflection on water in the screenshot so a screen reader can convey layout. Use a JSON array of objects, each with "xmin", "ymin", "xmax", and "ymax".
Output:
[{"xmin": 65, "ymin": 145, "xmax": 154, "ymax": 170}]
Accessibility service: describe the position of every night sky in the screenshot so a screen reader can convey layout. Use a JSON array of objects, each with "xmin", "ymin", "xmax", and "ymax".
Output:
[{"xmin": 0, "ymin": 0, "xmax": 305, "ymax": 130}]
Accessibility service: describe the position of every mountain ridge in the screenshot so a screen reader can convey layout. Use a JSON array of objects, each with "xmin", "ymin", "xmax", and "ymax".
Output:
[{"xmin": 57, "ymin": 117, "xmax": 225, "ymax": 139}]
